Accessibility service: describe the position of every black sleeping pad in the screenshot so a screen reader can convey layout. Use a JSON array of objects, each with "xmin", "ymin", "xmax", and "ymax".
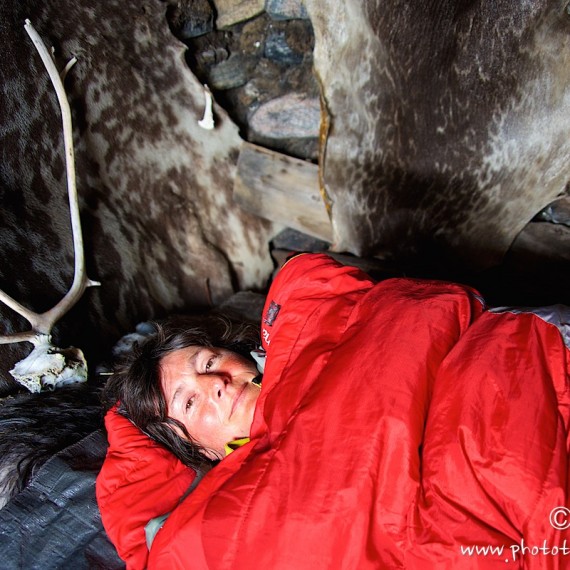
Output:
[{"xmin": 0, "ymin": 429, "xmax": 124, "ymax": 569}]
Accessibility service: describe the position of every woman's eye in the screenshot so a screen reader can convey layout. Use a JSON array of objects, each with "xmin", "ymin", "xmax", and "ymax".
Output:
[
  {"xmin": 186, "ymin": 396, "xmax": 195, "ymax": 411},
  {"xmin": 205, "ymin": 356, "xmax": 215, "ymax": 373}
]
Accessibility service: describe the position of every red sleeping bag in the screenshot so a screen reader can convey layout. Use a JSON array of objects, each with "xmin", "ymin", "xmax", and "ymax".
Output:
[{"xmin": 97, "ymin": 253, "xmax": 570, "ymax": 569}]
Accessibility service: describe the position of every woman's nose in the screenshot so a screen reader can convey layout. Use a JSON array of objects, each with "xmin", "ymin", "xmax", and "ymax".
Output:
[{"xmin": 203, "ymin": 374, "xmax": 229, "ymax": 400}]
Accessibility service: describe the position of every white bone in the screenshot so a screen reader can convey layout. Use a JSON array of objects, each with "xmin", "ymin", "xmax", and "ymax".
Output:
[
  {"xmin": 9, "ymin": 336, "xmax": 87, "ymax": 393},
  {"xmin": 0, "ymin": 21, "xmax": 99, "ymax": 345},
  {"xmin": 198, "ymin": 84, "xmax": 215, "ymax": 130}
]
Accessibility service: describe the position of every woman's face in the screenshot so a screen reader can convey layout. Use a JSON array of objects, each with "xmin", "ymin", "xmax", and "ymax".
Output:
[{"xmin": 159, "ymin": 345, "xmax": 260, "ymax": 459}]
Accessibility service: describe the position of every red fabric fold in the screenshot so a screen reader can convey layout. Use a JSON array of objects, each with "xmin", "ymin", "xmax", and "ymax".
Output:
[{"xmin": 96, "ymin": 408, "xmax": 196, "ymax": 569}]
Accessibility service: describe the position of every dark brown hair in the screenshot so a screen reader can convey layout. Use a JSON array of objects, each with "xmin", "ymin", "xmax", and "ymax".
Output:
[{"xmin": 103, "ymin": 313, "xmax": 260, "ymax": 471}]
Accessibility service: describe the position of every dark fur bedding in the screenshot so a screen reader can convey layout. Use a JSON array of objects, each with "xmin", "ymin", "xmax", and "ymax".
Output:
[
  {"xmin": 0, "ymin": 384, "xmax": 124, "ymax": 568},
  {"xmin": 0, "ymin": 384, "xmax": 104, "ymax": 506}
]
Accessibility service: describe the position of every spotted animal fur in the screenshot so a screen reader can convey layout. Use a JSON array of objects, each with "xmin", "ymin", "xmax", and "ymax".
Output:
[
  {"xmin": 307, "ymin": 0, "xmax": 570, "ymax": 268},
  {"xmin": 0, "ymin": 0, "xmax": 279, "ymax": 395}
]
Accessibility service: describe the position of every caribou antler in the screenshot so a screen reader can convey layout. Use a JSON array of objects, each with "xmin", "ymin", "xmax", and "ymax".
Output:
[{"xmin": 0, "ymin": 21, "xmax": 100, "ymax": 392}]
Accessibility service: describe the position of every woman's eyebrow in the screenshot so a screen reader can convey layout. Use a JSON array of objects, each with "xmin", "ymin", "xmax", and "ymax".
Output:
[
  {"xmin": 188, "ymin": 347, "xmax": 205, "ymax": 369},
  {"xmin": 171, "ymin": 385, "xmax": 184, "ymax": 409},
  {"xmin": 170, "ymin": 349, "xmax": 203, "ymax": 409}
]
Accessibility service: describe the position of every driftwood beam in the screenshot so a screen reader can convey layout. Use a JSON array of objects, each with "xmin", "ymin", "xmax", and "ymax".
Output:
[{"xmin": 234, "ymin": 142, "xmax": 332, "ymax": 242}]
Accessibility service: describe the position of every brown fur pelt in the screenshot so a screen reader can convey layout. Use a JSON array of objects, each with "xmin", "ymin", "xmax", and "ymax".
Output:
[{"xmin": 0, "ymin": 0, "xmax": 277, "ymax": 395}]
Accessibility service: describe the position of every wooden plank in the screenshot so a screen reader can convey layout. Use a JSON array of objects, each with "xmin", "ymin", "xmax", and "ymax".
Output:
[{"xmin": 234, "ymin": 142, "xmax": 333, "ymax": 242}]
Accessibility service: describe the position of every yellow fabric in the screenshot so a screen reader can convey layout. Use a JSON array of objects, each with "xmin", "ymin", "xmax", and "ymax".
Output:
[{"xmin": 224, "ymin": 437, "xmax": 250, "ymax": 456}]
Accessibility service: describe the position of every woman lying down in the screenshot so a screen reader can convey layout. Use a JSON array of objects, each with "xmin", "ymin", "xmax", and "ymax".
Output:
[{"xmin": 97, "ymin": 253, "xmax": 570, "ymax": 570}]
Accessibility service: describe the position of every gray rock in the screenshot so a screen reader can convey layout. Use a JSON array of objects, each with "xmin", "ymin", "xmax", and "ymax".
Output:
[
  {"xmin": 208, "ymin": 54, "xmax": 257, "ymax": 90},
  {"xmin": 219, "ymin": 291, "xmax": 266, "ymax": 323},
  {"xmin": 271, "ymin": 227, "xmax": 330, "ymax": 252},
  {"xmin": 196, "ymin": 45, "xmax": 230, "ymax": 68},
  {"xmin": 213, "ymin": 0, "xmax": 265, "ymax": 29},
  {"xmin": 265, "ymin": 27, "xmax": 304, "ymax": 65},
  {"xmin": 249, "ymin": 94, "xmax": 320, "ymax": 139},
  {"xmin": 266, "ymin": 0, "xmax": 309, "ymax": 20}
]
